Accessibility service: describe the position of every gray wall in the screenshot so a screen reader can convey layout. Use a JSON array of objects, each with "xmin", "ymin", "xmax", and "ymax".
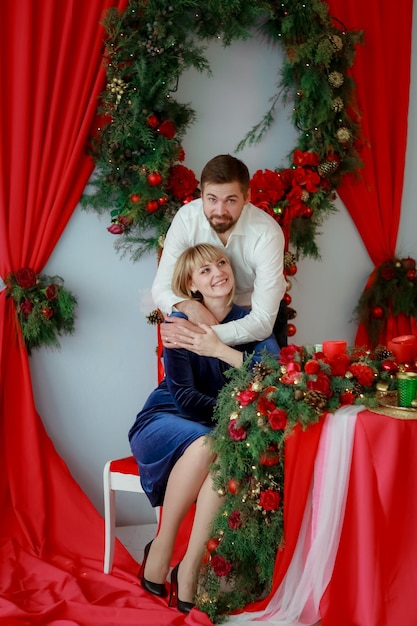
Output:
[{"xmin": 30, "ymin": 17, "xmax": 417, "ymax": 526}]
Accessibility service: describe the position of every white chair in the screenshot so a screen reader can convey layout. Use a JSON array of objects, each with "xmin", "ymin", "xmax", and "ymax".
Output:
[{"xmin": 103, "ymin": 455, "xmax": 160, "ymax": 574}]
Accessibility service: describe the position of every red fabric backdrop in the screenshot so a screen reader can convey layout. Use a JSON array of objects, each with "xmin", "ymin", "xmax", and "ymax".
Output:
[
  {"xmin": 326, "ymin": 0, "xmax": 414, "ymax": 346},
  {"xmin": 0, "ymin": 1, "xmax": 415, "ymax": 625}
]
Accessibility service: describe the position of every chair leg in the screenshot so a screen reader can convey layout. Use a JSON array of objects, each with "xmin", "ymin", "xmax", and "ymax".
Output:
[{"xmin": 103, "ymin": 462, "xmax": 116, "ymax": 574}]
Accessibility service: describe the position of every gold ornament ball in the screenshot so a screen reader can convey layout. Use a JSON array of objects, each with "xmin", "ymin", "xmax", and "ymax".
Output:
[
  {"xmin": 336, "ymin": 127, "xmax": 351, "ymax": 143},
  {"xmin": 332, "ymin": 96, "xmax": 344, "ymax": 112},
  {"xmin": 328, "ymin": 70, "xmax": 344, "ymax": 88}
]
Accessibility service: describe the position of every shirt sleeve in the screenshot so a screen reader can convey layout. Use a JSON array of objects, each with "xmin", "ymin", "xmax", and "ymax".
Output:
[
  {"xmin": 213, "ymin": 225, "xmax": 286, "ymax": 346},
  {"xmin": 151, "ymin": 210, "xmax": 191, "ymax": 313}
]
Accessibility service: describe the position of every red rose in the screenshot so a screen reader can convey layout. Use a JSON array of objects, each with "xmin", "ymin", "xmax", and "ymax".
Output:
[
  {"xmin": 210, "ymin": 555, "xmax": 232, "ymax": 577},
  {"xmin": 228, "ymin": 510, "xmax": 243, "ymax": 530},
  {"xmin": 306, "ymin": 372, "xmax": 332, "ymax": 397},
  {"xmin": 118, "ymin": 215, "xmax": 134, "ymax": 227},
  {"xmin": 279, "ymin": 344, "xmax": 302, "ymax": 365},
  {"xmin": 107, "ymin": 223, "xmax": 124, "ymax": 234},
  {"xmin": 15, "ymin": 267, "xmax": 37, "ymax": 289},
  {"xmin": 348, "ymin": 363, "xmax": 375, "ymax": 387},
  {"xmin": 45, "ymin": 284, "xmax": 58, "ymax": 300},
  {"xmin": 166, "ymin": 164, "xmax": 198, "ymax": 201},
  {"xmin": 236, "ymin": 389, "xmax": 258, "ymax": 406},
  {"xmin": 259, "ymin": 489, "xmax": 281, "ymax": 511},
  {"xmin": 228, "ymin": 419, "xmax": 247, "ymax": 441},
  {"xmin": 20, "ymin": 298, "xmax": 33, "ymax": 317},
  {"xmin": 158, "ymin": 119, "xmax": 176, "ymax": 140},
  {"xmin": 281, "ymin": 370, "xmax": 303, "ymax": 385},
  {"xmin": 293, "ymin": 149, "xmax": 320, "ymax": 167},
  {"xmin": 250, "ymin": 169, "xmax": 284, "ymax": 208},
  {"xmin": 268, "ymin": 408, "xmax": 288, "ymax": 431},
  {"xmin": 257, "ymin": 395, "xmax": 276, "ymax": 416}
]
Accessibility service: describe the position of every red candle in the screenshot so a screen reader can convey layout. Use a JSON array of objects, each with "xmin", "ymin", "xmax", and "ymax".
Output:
[
  {"xmin": 388, "ymin": 335, "xmax": 417, "ymax": 363},
  {"xmin": 322, "ymin": 340, "xmax": 347, "ymax": 359}
]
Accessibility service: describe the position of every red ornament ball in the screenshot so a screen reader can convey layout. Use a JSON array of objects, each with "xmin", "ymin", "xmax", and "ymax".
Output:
[
  {"xmin": 130, "ymin": 194, "xmax": 140, "ymax": 203},
  {"xmin": 158, "ymin": 196, "xmax": 168, "ymax": 205},
  {"xmin": 381, "ymin": 359, "xmax": 398, "ymax": 373},
  {"xmin": 407, "ymin": 268, "xmax": 416, "ymax": 281},
  {"xmin": 147, "ymin": 172, "xmax": 163, "ymax": 186},
  {"xmin": 287, "ymin": 323, "xmax": 296, "ymax": 337},
  {"xmin": 283, "ymin": 292, "xmax": 292, "ymax": 305},
  {"xmin": 286, "ymin": 265, "xmax": 297, "ymax": 277},
  {"xmin": 227, "ymin": 478, "xmax": 239, "ymax": 495},
  {"xmin": 370, "ymin": 305, "xmax": 384, "ymax": 319},
  {"xmin": 206, "ymin": 537, "xmax": 220, "ymax": 553},
  {"xmin": 146, "ymin": 200, "xmax": 159, "ymax": 213},
  {"xmin": 302, "ymin": 207, "xmax": 313, "ymax": 219},
  {"xmin": 146, "ymin": 115, "xmax": 159, "ymax": 129}
]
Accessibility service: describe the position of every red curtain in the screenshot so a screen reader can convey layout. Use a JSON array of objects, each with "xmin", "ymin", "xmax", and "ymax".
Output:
[
  {"xmin": 326, "ymin": 0, "xmax": 414, "ymax": 346},
  {"xmin": 0, "ymin": 2, "xmax": 175, "ymax": 624}
]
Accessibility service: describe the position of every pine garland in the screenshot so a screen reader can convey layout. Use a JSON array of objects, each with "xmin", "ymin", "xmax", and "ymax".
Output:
[
  {"xmin": 83, "ymin": 0, "xmax": 363, "ymax": 261},
  {"xmin": 195, "ymin": 343, "xmax": 399, "ymax": 622},
  {"xmin": 5, "ymin": 268, "xmax": 77, "ymax": 353}
]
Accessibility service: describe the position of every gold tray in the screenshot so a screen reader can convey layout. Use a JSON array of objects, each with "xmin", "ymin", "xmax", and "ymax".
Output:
[{"xmin": 374, "ymin": 391, "xmax": 417, "ymax": 420}]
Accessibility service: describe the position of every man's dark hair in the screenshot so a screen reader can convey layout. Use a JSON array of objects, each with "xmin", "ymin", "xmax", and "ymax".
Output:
[{"xmin": 200, "ymin": 154, "xmax": 250, "ymax": 194}]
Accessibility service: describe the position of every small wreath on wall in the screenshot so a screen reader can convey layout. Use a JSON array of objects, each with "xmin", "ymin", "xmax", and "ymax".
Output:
[{"xmin": 83, "ymin": 0, "xmax": 363, "ymax": 271}]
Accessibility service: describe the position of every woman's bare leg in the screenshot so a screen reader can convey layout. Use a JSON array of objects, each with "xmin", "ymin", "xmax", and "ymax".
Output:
[
  {"xmin": 177, "ymin": 469, "xmax": 223, "ymax": 603},
  {"xmin": 143, "ymin": 436, "xmax": 216, "ymax": 585}
]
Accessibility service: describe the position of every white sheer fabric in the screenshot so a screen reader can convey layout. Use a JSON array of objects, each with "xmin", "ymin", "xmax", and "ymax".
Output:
[{"xmin": 226, "ymin": 405, "xmax": 362, "ymax": 626}]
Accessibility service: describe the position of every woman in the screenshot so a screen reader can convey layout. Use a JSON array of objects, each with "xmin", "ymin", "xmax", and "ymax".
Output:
[{"xmin": 128, "ymin": 244, "xmax": 279, "ymax": 613}]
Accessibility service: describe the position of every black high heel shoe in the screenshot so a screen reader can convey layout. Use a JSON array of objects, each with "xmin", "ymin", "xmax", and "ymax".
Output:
[
  {"xmin": 139, "ymin": 540, "xmax": 168, "ymax": 598},
  {"xmin": 169, "ymin": 563, "xmax": 195, "ymax": 614}
]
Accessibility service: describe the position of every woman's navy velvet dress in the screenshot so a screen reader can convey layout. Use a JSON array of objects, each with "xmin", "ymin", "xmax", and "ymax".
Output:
[{"xmin": 128, "ymin": 306, "xmax": 279, "ymax": 507}]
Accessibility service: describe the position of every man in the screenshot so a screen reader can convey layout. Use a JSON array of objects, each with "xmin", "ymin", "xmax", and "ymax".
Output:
[{"xmin": 152, "ymin": 154, "xmax": 287, "ymax": 349}]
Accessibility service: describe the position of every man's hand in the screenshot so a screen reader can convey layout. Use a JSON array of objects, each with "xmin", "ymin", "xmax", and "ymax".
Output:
[{"xmin": 174, "ymin": 299, "xmax": 218, "ymax": 326}]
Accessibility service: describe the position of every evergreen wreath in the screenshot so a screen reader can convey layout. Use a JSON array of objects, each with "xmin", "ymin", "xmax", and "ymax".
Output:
[
  {"xmin": 5, "ymin": 268, "xmax": 77, "ymax": 353},
  {"xmin": 195, "ymin": 342, "xmax": 399, "ymax": 622},
  {"xmin": 354, "ymin": 256, "xmax": 417, "ymax": 347},
  {"xmin": 83, "ymin": 0, "xmax": 363, "ymax": 262}
]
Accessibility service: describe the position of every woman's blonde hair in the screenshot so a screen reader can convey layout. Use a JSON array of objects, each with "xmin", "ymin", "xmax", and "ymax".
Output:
[{"xmin": 171, "ymin": 243, "xmax": 235, "ymax": 306}]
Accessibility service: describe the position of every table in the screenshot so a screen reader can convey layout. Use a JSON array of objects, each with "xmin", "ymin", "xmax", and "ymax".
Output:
[{"xmin": 320, "ymin": 409, "xmax": 417, "ymax": 626}]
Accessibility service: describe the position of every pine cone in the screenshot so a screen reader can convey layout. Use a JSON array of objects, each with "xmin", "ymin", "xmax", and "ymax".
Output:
[
  {"xmin": 284, "ymin": 251, "xmax": 297, "ymax": 271},
  {"xmin": 373, "ymin": 345, "xmax": 393, "ymax": 361},
  {"xmin": 146, "ymin": 308, "xmax": 164, "ymax": 325},
  {"xmin": 318, "ymin": 160, "xmax": 339, "ymax": 177},
  {"xmin": 304, "ymin": 390, "xmax": 328, "ymax": 411},
  {"xmin": 351, "ymin": 381, "xmax": 363, "ymax": 398},
  {"xmin": 252, "ymin": 362, "xmax": 272, "ymax": 383}
]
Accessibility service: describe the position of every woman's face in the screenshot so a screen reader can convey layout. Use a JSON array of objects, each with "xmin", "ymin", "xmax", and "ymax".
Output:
[{"xmin": 189, "ymin": 256, "xmax": 234, "ymax": 301}]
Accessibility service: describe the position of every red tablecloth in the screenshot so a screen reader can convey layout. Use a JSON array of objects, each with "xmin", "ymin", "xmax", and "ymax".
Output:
[{"xmin": 321, "ymin": 409, "xmax": 417, "ymax": 626}]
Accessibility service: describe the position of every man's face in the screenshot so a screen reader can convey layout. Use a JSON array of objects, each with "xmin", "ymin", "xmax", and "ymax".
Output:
[{"xmin": 202, "ymin": 181, "xmax": 249, "ymax": 236}]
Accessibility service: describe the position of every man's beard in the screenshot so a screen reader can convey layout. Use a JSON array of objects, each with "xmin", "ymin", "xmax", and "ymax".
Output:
[{"xmin": 206, "ymin": 214, "xmax": 237, "ymax": 234}]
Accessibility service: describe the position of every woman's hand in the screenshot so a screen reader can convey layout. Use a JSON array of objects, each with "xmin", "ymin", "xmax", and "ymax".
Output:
[{"xmin": 171, "ymin": 323, "xmax": 243, "ymax": 368}]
